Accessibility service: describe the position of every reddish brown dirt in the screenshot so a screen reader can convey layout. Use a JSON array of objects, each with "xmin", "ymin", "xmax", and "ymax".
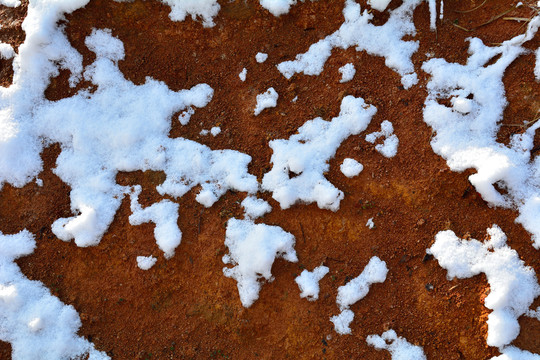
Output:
[{"xmin": 0, "ymin": 0, "xmax": 539, "ymax": 359}]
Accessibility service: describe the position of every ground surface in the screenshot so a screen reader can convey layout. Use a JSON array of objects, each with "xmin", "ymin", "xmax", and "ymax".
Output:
[{"xmin": 0, "ymin": 0, "xmax": 539, "ymax": 359}]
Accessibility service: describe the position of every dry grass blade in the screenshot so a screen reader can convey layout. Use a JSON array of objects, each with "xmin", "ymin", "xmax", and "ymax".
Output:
[
  {"xmin": 454, "ymin": 0, "xmax": 489, "ymax": 13},
  {"xmin": 453, "ymin": 6, "xmax": 516, "ymax": 32}
]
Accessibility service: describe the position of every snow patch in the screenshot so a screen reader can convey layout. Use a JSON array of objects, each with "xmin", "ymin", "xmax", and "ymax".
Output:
[
  {"xmin": 0, "ymin": 0, "xmax": 20, "ymax": 7},
  {"xmin": 338, "ymin": 63, "xmax": 356, "ymax": 83},
  {"xmin": 0, "ymin": 230, "xmax": 109, "ymax": 360},
  {"xmin": 254, "ymin": 87, "xmax": 279, "ymax": 115},
  {"xmin": 128, "ymin": 186, "xmax": 181, "ymax": 259},
  {"xmin": 223, "ymin": 219, "xmax": 297, "ymax": 307},
  {"xmin": 241, "ymin": 196, "xmax": 272, "ymax": 219},
  {"xmin": 239, "ymin": 67, "xmax": 247, "ymax": 82},
  {"xmin": 366, "ymin": 218, "xmax": 374, "ymax": 229},
  {"xmin": 0, "ymin": 43, "xmax": 15, "ymax": 59},
  {"xmin": 427, "ymin": 225, "xmax": 540, "ymax": 348},
  {"xmin": 331, "ymin": 256, "xmax": 388, "ymax": 334},
  {"xmin": 422, "ymin": 16, "xmax": 540, "ymax": 247},
  {"xmin": 157, "ymin": 0, "xmax": 221, "ymax": 27},
  {"xmin": 368, "ymin": 0, "xmax": 391, "ymax": 12},
  {"xmin": 255, "ymin": 52, "xmax": 268, "ymax": 63},
  {"xmin": 295, "ymin": 265, "xmax": 329, "ymax": 301},
  {"xmin": 366, "ymin": 329, "xmax": 426, "ymax": 360},
  {"xmin": 365, "ymin": 120, "xmax": 399, "ymax": 158},
  {"xmin": 340, "ymin": 158, "xmax": 363, "ymax": 178},
  {"xmin": 277, "ymin": 0, "xmax": 421, "ymax": 88},
  {"xmin": 137, "ymin": 255, "xmax": 157, "ymax": 270},
  {"xmin": 262, "ymin": 96, "xmax": 376, "ymax": 211},
  {"xmin": 259, "ymin": 0, "xmax": 299, "ymax": 16}
]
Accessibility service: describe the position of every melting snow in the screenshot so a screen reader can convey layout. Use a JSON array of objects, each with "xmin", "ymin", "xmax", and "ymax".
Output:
[
  {"xmin": 262, "ymin": 96, "xmax": 376, "ymax": 211},
  {"xmin": 365, "ymin": 120, "xmax": 399, "ymax": 158},
  {"xmin": 427, "ymin": 225, "xmax": 540, "ymax": 349},
  {"xmin": 137, "ymin": 255, "xmax": 157, "ymax": 270},
  {"xmin": 254, "ymin": 87, "xmax": 279, "ymax": 115},
  {"xmin": 241, "ymin": 196, "xmax": 272, "ymax": 219},
  {"xmin": 255, "ymin": 52, "xmax": 268, "ymax": 63},
  {"xmin": 277, "ymin": 0, "xmax": 421, "ymax": 88},
  {"xmin": 331, "ymin": 256, "xmax": 388, "ymax": 334},
  {"xmin": 239, "ymin": 67, "xmax": 247, "ymax": 81},
  {"xmin": 367, "ymin": 329, "xmax": 426, "ymax": 360},
  {"xmin": 222, "ymin": 219, "xmax": 297, "ymax": 307},
  {"xmin": 340, "ymin": 158, "xmax": 363, "ymax": 178},
  {"xmin": 295, "ymin": 265, "xmax": 329, "ymax": 301},
  {"xmin": 0, "ymin": 230, "xmax": 109, "ymax": 360},
  {"xmin": 338, "ymin": 63, "xmax": 356, "ymax": 83},
  {"xmin": 422, "ymin": 16, "xmax": 540, "ymax": 247}
]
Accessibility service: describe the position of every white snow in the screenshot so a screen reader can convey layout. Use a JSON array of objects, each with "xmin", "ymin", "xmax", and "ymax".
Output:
[
  {"xmin": 365, "ymin": 120, "xmax": 399, "ymax": 158},
  {"xmin": 241, "ymin": 196, "xmax": 272, "ymax": 219},
  {"xmin": 366, "ymin": 330, "xmax": 426, "ymax": 360},
  {"xmin": 0, "ymin": 43, "xmax": 15, "ymax": 59},
  {"xmin": 338, "ymin": 63, "xmax": 356, "ymax": 83},
  {"xmin": 255, "ymin": 52, "xmax": 268, "ymax": 63},
  {"xmin": 128, "ymin": 186, "xmax": 181, "ymax": 259},
  {"xmin": 368, "ymin": 0, "xmax": 391, "ymax": 12},
  {"xmin": 157, "ymin": 0, "xmax": 220, "ymax": 27},
  {"xmin": 422, "ymin": 16, "xmax": 540, "ymax": 247},
  {"xmin": 262, "ymin": 96, "xmax": 376, "ymax": 211},
  {"xmin": 427, "ymin": 225, "xmax": 540, "ymax": 348},
  {"xmin": 178, "ymin": 107, "xmax": 194, "ymax": 125},
  {"xmin": 277, "ymin": 0, "xmax": 421, "ymax": 88},
  {"xmin": 330, "ymin": 309, "xmax": 354, "ymax": 335},
  {"xmin": 222, "ymin": 218, "xmax": 298, "ymax": 307},
  {"xmin": 340, "ymin": 158, "xmax": 363, "ymax": 178},
  {"xmin": 0, "ymin": 230, "xmax": 109, "ymax": 360},
  {"xmin": 136, "ymin": 255, "xmax": 157, "ymax": 270},
  {"xmin": 492, "ymin": 347, "xmax": 540, "ymax": 360},
  {"xmin": 295, "ymin": 265, "xmax": 329, "ymax": 301},
  {"xmin": 366, "ymin": 218, "xmax": 374, "ymax": 229},
  {"xmin": 210, "ymin": 126, "xmax": 221, "ymax": 136},
  {"xmin": 0, "ymin": 0, "xmax": 20, "ymax": 7},
  {"xmin": 331, "ymin": 256, "xmax": 388, "ymax": 334},
  {"xmin": 18, "ymin": 29, "xmax": 257, "ymax": 250},
  {"xmin": 254, "ymin": 87, "xmax": 279, "ymax": 115},
  {"xmin": 259, "ymin": 0, "xmax": 299, "ymax": 16},
  {"xmin": 239, "ymin": 67, "xmax": 247, "ymax": 82}
]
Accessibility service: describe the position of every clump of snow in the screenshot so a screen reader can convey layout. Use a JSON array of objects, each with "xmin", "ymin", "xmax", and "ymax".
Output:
[
  {"xmin": 422, "ymin": 16, "xmax": 540, "ymax": 247},
  {"xmin": 255, "ymin": 52, "xmax": 268, "ymax": 63},
  {"xmin": 492, "ymin": 346, "xmax": 540, "ymax": 360},
  {"xmin": 340, "ymin": 158, "xmax": 363, "ymax": 178},
  {"xmin": 277, "ymin": 0, "xmax": 421, "ymax": 88},
  {"xmin": 0, "ymin": 0, "xmax": 20, "ymax": 7},
  {"xmin": 137, "ymin": 255, "xmax": 157, "ymax": 270},
  {"xmin": 158, "ymin": 0, "xmax": 221, "ymax": 27},
  {"xmin": 26, "ymin": 29, "xmax": 258, "ymax": 249},
  {"xmin": 295, "ymin": 265, "xmax": 329, "ymax": 300},
  {"xmin": 368, "ymin": 0, "xmax": 391, "ymax": 12},
  {"xmin": 0, "ymin": 230, "xmax": 109, "ymax": 360},
  {"xmin": 178, "ymin": 107, "xmax": 194, "ymax": 125},
  {"xmin": 330, "ymin": 309, "xmax": 355, "ymax": 335},
  {"xmin": 366, "ymin": 329, "xmax": 426, "ymax": 360},
  {"xmin": 210, "ymin": 126, "xmax": 221, "ymax": 136},
  {"xmin": 35, "ymin": 178, "xmax": 43, "ymax": 187},
  {"xmin": 259, "ymin": 0, "xmax": 301, "ymax": 16},
  {"xmin": 0, "ymin": 43, "xmax": 15, "ymax": 59},
  {"xmin": 427, "ymin": 225, "xmax": 540, "ymax": 348},
  {"xmin": 331, "ymin": 256, "xmax": 388, "ymax": 334},
  {"xmin": 254, "ymin": 87, "xmax": 279, "ymax": 115},
  {"xmin": 239, "ymin": 67, "xmax": 247, "ymax": 81},
  {"xmin": 128, "ymin": 186, "xmax": 181, "ymax": 259},
  {"xmin": 262, "ymin": 96, "xmax": 376, "ymax": 211},
  {"xmin": 366, "ymin": 218, "xmax": 374, "ymax": 229},
  {"xmin": 222, "ymin": 219, "xmax": 298, "ymax": 307},
  {"xmin": 241, "ymin": 196, "xmax": 272, "ymax": 219},
  {"xmin": 338, "ymin": 63, "xmax": 356, "ymax": 83},
  {"xmin": 365, "ymin": 120, "xmax": 399, "ymax": 158}
]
